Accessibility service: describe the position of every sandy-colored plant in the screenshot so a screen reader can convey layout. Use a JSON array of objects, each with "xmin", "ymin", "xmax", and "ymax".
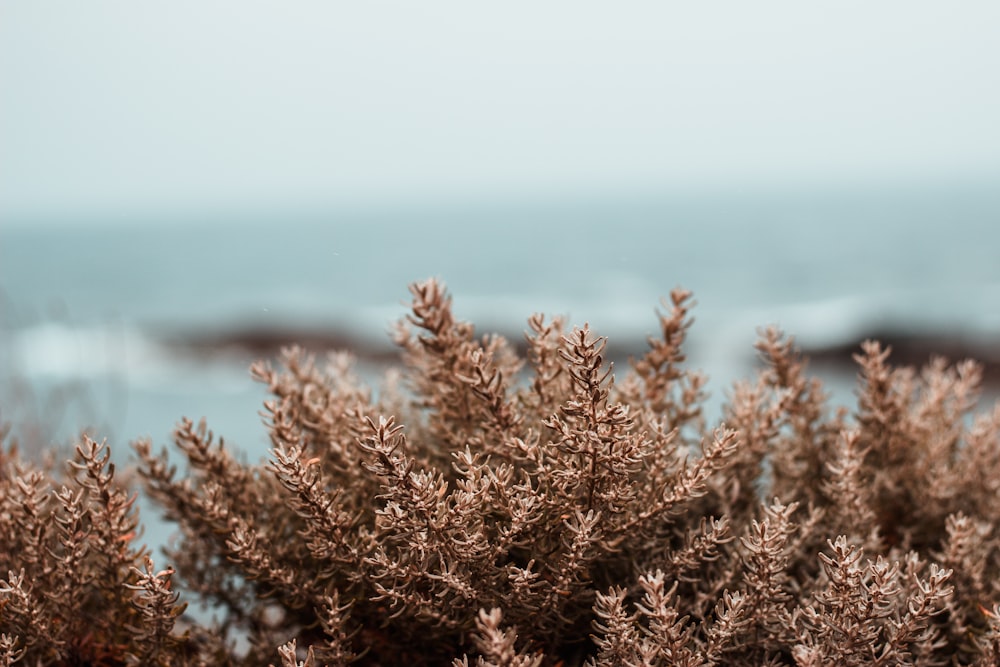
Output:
[{"xmin": 3, "ymin": 278, "xmax": 1000, "ymax": 665}]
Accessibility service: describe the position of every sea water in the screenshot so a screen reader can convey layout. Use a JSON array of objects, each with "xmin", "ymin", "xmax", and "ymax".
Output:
[{"xmin": 3, "ymin": 185, "xmax": 1000, "ymax": 463}]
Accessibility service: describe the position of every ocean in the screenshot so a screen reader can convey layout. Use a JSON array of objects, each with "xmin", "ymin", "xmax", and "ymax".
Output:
[{"xmin": 3, "ymin": 185, "xmax": 1000, "ymax": 467}]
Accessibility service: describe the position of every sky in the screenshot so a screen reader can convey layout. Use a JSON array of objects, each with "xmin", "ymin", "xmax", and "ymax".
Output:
[{"xmin": 2, "ymin": 1, "xmax": 1000, "ymax": 225}]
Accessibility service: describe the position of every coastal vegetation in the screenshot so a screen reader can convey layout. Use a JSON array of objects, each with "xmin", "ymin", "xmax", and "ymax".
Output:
[{"xmin": 3, "ymin": 279, "xmax": 1000, "ymax": 665}]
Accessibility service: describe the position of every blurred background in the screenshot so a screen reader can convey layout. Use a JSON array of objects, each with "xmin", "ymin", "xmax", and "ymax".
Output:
[{"xmin": 3, "ymin": 1, "xmax": 1000, "ymax": 460}]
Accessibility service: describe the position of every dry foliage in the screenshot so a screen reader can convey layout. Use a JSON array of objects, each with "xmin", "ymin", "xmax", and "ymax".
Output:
[{"xmin": 4, "ymin": 278, "xmax": 1000, "ymax": 665}]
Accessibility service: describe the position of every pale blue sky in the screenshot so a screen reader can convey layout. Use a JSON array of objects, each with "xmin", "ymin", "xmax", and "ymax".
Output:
[{"xmin": 3, "ymin": 1, "xmax": 1000, "ymax": 224}]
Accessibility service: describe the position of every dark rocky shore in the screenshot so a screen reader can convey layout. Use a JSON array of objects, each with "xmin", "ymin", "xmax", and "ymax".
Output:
[
  {"xmin": 156, "ymin": 325, "xmax": 1000, "ymax": 387},
  {"xmin": 801, "ymin": 329, "xmax": 1000, "ymax": 385},
  {"xmin": 155, "ymin": 326, "xmax": 402, "ymax": 363},
  {"xmin": 153, "ymin": 325, "xmax": 644, "ymax": 368}
]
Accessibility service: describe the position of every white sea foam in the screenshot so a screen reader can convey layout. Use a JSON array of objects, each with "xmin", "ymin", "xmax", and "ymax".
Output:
[
  {"xmin": 4, "ymin": 323, "xmax": 251, "ymax": 395},
  {"xmin": 7, "ymin": 323, "xmax": 158, "ymax": 379}
]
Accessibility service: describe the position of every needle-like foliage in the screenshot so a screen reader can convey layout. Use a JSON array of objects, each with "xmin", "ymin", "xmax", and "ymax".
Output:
[{"xmin": 3, "ymin": 279, "xmax": 1000, "ymax": 665}]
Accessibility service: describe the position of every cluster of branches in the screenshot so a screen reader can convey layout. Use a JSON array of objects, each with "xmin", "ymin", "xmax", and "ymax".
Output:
[{"xmin": 4, "ymin": 278, "xmax": 1000, "ymax": 665}]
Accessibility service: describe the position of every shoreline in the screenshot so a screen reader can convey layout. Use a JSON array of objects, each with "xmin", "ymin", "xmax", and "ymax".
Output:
[
  {"xmin": 801, "ymin": 329, "xmax": 1000, "ymax": 385},
  {"xmin": 154, "ymin": 324, "xmax": 1000, "ymax": 386}
]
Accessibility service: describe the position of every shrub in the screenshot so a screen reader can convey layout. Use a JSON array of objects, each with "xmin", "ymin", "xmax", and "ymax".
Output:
[{"xmin": 3, "ymin": 278, "xmax": 1000, "ymax": 665}]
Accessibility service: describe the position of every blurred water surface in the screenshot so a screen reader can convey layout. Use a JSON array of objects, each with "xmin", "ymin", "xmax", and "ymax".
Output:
[{"xmin": 3, "ymin": 186, "xmax": 1000, "ymax": 458}]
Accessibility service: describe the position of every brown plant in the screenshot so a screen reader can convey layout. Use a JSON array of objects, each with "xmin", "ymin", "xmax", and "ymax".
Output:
[{"xmin": 3, "ymin": 278, "xmax": 1000, "ymax": 665}]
